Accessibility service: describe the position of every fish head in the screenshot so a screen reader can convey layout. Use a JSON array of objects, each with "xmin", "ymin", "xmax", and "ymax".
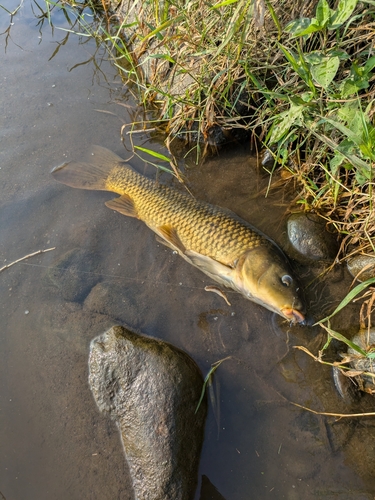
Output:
[{"xmin": 236, "ymin": 245, "xmax": 305, "ymax": 324}]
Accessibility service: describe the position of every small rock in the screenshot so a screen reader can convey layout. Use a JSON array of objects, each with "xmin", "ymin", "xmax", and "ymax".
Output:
[
  {"xmin": 334, "ymin": 328, "xmax": 375, "ymax": 399},
  {"xmin": 347, "ymin": 254, "xmax": 375, "ymax": 282},
  {"xmin": 286, "ymin": 212, "xmax": 338, "ymax": 262},
  {"xmin": 332, "ymin": 366, "xmax": 360, "ymax": 404},
  {"xmin": 348, "ymin": 329, "xmax": 375, "ymax": 393},
  {"xmin": 89, "ymin": 325, "xmax": 207, "ymax": 500}
]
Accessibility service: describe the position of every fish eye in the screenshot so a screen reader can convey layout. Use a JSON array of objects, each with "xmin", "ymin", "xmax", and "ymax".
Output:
[{"xmin": 281, "ymin": 275, "xmax": 293, "ymax": 287}]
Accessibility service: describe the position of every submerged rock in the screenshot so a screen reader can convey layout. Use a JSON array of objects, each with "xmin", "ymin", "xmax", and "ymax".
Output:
[
  {"xmin": 45, "ymin": 248, "xmax": 100, "ymax": 302},
  {"xmin": 286, "ymin": 212, "xmax": 338, "ymax": 262},
  {"xmin": 88, "ymin": 325, "xmax": 207, "ymax": 500},
  {"xmin": 347, "ymin": 254, "xmax": 375, "ymax": 282},
  {"xmin": 348, "ymin": 329, "xmax": 375, "ymax": 393}
]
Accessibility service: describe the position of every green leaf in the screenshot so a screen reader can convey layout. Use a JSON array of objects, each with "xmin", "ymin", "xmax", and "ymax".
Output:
[
  {"xmin": 328, "ymin": 0, "xmax": 358, "ymax": 29},
  {"xmin": 324, "ymin": 117, "xmax": 360, "ymax": 144},
  {"xmin": 141, "ymin": 15, "xmax": 183, "ymax": 42},
  {"xmin": 316, "ymin": 0, "xmax": 331, "ymax": 26},
  {"xmin": 134, "ymin": 146, "xmax": 171, "ymax": 162},
  {"xmin": 148, "ymin": 53, "xmax": 176, "ymax": 63},
  {"xmin": 364, "ymin": 56, "xmax": 375, "ymax": 75},
  {"xmin": 330, "ymin": 153, "xmax": 345, "ymax": 175},
  {"xmin": 268, "ymin": 104, "xmax": 304, "ymax": 144},
  {"xmin": 278, "ymin": 44, "xmax": 314, "ymax": 89},
  {"xmin": 310, "ymin": 56, "xmax": 340, "ymax": 88},
  {"xmin": 285, "ymin": 17, "xmax": 322, "ymax": 37},
  {"xmin": 211, "ymin": 0, "xmax": 239, "ymax": 7},
  {"xmin": 317, "ymin": 277, "xmax": 375, "ymax": 324},
  {"xmin": 195, "ymin": 357, "xmax": 231, "ymax": 413},
  {"xmin": 323, "ymin": 326, "xmax": 368, "ymax": 356}
]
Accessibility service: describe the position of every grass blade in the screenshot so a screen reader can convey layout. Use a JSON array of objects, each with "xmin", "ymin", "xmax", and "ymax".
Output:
[{"xmin": 316, "ymin": 277, "xmax": 375, "ymax": 324}]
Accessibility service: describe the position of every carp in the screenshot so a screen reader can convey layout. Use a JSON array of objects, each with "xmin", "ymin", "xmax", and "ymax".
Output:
[{"xmin": 52, "ymin": 146, "xmax": 305, "ymax": 323}]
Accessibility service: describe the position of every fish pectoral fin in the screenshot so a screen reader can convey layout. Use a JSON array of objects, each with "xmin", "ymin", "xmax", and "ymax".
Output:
[
  {"xmin": 156, "ymin": 225, "xmax": 186, "ymax": 254},
  {"xmin": 186, "ymin": 250, "xmax": 235, "ymax": 286},
  {"xmin": 105, "ymin": 195, "xmax": 138, "ymax": 218}
]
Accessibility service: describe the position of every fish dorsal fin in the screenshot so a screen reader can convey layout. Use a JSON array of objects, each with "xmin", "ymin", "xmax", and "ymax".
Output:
[
  {"xmin": 157, "ymin": 225, "xmax": 186, "ymax": 254},
  {"xmin": 185, "ymin": 250, "xmax": 236, "ymax": 287},
  {"xmin": 105, "ymin": 195, "xmax": 138, "ymax": 218}
]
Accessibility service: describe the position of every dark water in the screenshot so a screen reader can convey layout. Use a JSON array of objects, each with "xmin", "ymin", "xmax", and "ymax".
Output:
[{"xmin": 1, "ymin": 2, "xmax": 375, "ymax": 499}]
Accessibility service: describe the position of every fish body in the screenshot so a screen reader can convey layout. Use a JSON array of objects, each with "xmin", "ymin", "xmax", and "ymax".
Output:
[{"xmin": 52, "ymin": 146, "xmax": 305, "ymax": 323}]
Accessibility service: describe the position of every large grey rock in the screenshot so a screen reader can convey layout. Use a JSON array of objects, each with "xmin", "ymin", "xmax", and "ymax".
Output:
[{"xmin": 88, "ymin": 325, "xmax": 207, "ymax": 500}]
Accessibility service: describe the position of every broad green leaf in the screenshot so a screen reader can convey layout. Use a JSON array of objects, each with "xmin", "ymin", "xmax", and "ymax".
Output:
[
  {"xmin": 337, "ymin": 102, "xmax": 360, "ymax": 124},
  {"xmin": 301, "ymin": 91, "xmax": 314, "ymax": 102},
  {"xmin": 134, "ymin": 146, "xmax": 171, "ymax": 162},
  {"xmin": 316, "ymin": 0, "xmax": 331, "ymax": 26},
  {"xmin": 355, "ymin": 168, "xmax": 370, "ymax": 185},
  {"xmin": 310, "ymin": 56, "xmax": 340, "ymax": 88},
  {"xmin": 268, "ymin": 104, "xmax": 304, "ymax": 144},
  {"xmin": 329, "ymin": 152, "xmax": 345, "ymax": 175},
  {"xmin": 329, "ymin": 49, "xmax": 349, "ymax": 60},
  {"xmin": 329, "ymin": 0, "xmax": 358, "ymax": 29},
  {"xmin": 324, "ymin": 117, "xmax": 361, "ymax": 144},
  {"xmin": 285, "ymin": 17, "xmax": 321, "ymax": 37},
  {"xmin": 304, "ymin": 51, "xmax": 325, "ymax": 65},
  {"xmin": 340, "ymin": 78, "xmax": 362, "ymax": 97}
]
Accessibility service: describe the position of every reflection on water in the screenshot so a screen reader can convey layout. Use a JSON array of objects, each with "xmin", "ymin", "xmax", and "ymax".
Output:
[{"xmin": 1, "ymin": 1, "xmax": 375, "ymax": 499}]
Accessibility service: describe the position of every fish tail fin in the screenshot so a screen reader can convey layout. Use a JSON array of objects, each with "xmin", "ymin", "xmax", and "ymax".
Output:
[{"xmin": 51, "ymin": 146, "xmax": 127, "ymax": 191}]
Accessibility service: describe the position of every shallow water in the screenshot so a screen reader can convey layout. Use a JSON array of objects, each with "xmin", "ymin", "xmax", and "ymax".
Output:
[{"xmin": 1, "ymin": 2, "xmax": 375, "ymax": 499}]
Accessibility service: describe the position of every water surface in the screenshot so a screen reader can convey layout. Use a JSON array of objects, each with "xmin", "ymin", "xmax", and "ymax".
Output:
[{"xmin": 1, "ymin": 2, "xmax": 375, "ymax": 499}]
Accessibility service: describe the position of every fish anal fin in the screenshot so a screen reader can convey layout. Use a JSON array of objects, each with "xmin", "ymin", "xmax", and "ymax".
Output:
[
  {"xmin": 105, "ymin": 195, "xmax": 138, "ymax": 218},
  {"xmin": 157, "ymin": 225, "xmax": 186, "ymax": 254}
]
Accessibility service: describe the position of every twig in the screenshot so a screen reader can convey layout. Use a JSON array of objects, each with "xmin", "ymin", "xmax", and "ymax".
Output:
[
  {"xmin": 291, "ymin": 401, "xmax": 375, "ymax": 419},
  {"xmin": 0, "ymin": 247, "xmax": 56, "ymax": 273}
]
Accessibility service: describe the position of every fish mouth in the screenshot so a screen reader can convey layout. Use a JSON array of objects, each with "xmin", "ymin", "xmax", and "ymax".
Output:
[{"xmin": 281, "ymin": 307, "xmax": 306, "ymax": 325}]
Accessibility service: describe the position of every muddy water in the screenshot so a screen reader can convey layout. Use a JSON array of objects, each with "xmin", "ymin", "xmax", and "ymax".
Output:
[{"xmin": 1, "ymin": 2, "xmax": 375, "ymax": 499}]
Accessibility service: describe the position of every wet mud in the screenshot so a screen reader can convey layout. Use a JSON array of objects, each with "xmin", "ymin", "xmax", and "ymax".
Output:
[{"xmin": 1, "ymin": 2, "xmax": 375, "ymax": 499}]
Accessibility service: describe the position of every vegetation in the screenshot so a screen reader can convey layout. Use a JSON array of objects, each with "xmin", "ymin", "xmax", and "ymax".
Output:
[{"xmin": 297, "ymin": 276, "xmax": 375, "ymax": 395}]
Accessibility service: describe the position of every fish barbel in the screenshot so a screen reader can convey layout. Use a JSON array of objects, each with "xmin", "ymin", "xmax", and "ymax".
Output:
[{"xmin": 51, "ymin": 146, "xmax": 305, "ymax": 323}]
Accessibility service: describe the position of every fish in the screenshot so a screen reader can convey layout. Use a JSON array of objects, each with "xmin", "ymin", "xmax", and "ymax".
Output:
[{"xmin": 51, "ymin": 146, "xmax": 305, "ymax": 323}]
